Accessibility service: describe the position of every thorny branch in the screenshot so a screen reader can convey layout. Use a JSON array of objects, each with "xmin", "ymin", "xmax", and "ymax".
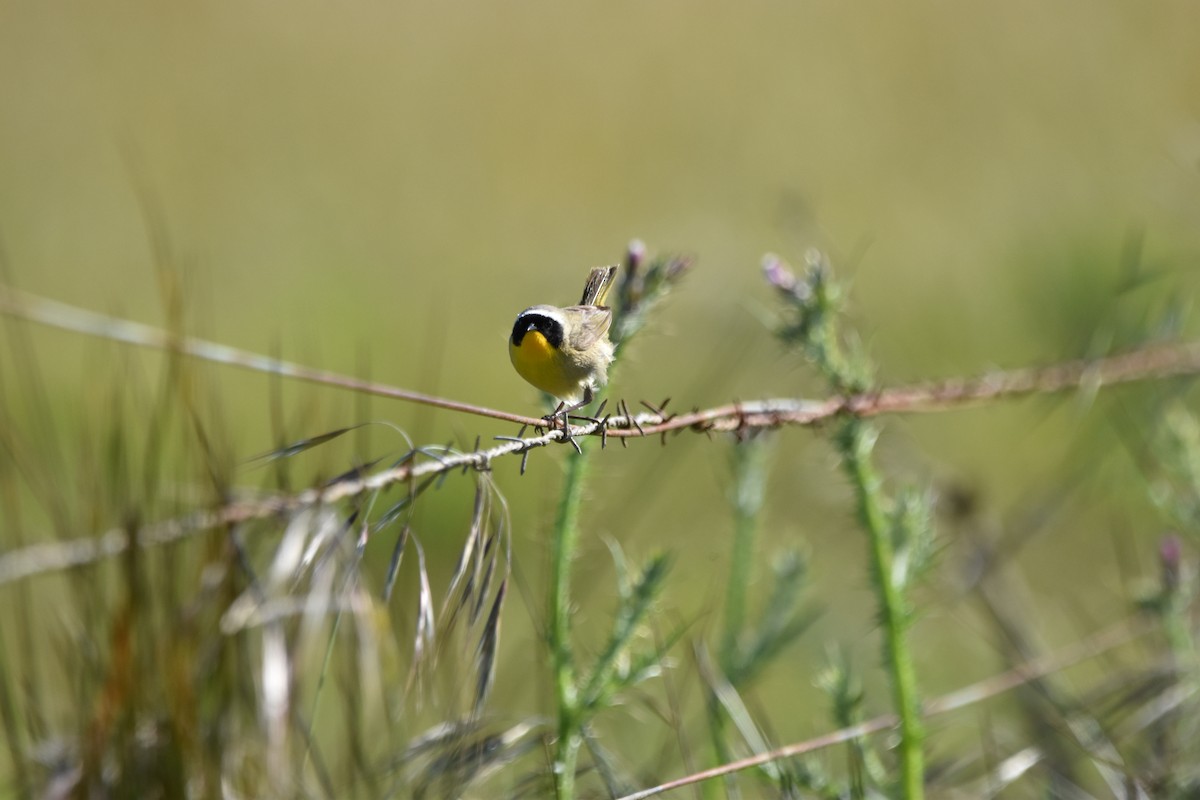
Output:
[
  {"xmin": 2, "ymin": 337, "xmax": 1199, "ymax": 585},
  {"xmin": 4, "ymin": 284, "xmax": 1200, "ymax": 585}
]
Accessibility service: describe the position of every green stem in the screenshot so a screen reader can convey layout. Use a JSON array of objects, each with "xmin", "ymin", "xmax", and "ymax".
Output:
[
  {"xmin": 721, "ymin": 436, "xmax": 767, "ymax": 676},
  {"xmin": 704, "ymin": 698, "xmax": 735, "ymax": 800},
  {"xmin": 549, "ymin": 444, "xmax": 590, "ymax": 799},
  {"xmin": 839, "ymin": 419, "xmax": 924, "ymax": 799}
]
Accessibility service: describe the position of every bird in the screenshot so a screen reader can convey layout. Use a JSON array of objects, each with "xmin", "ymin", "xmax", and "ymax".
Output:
[{"xmin": 509, "ymin": 265, "xmax": 618, "ymax": 418}]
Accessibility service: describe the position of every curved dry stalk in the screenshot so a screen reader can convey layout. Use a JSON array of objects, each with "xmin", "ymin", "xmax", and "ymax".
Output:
[
  {"xmin": 5, "ymin": 285, "xmax": 1200, "ymax": 438},
  {"xmin": 0, "ymin": 286, "xmax": 539, "ymax": 426}
]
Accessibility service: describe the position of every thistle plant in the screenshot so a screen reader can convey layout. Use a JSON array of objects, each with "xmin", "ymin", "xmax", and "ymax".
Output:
[
  {"xmin": 765, "ymin": 250, "xmax": 936, "ymax": 799},
  {"xmin": 546, "ymin": 240, "xmax": 692, "ymax": 799}
]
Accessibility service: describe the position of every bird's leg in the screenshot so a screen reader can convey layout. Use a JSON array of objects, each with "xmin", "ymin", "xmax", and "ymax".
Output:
[
  {"xmin": 540, "ymin": 400, "xmax": 567, "ymax": 433},
  {"xmin": 560, "ymin": 385, "xmax": 593, "ymax": 420}
]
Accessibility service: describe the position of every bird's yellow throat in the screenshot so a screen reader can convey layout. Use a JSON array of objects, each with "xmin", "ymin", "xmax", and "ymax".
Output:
[{"xmin": 509, "ymin": 330, "xmax": 580, "ymax": 400}]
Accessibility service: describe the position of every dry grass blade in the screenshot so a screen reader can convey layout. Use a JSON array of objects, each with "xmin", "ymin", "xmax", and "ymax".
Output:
[
  {"xmin": 373, "ymin": 473, "xmax": 438, "ymax": 532},
  {"xmin": 696, "ymin": 642, "xmax": 781, "ymax": 780},
  {"xmin": 939, "ymin": 666, "xmax": 1182, "ymax": 797},
  {"xmin": 584, "ymin": 729, "xmax": 640, "ymax": 798},
  {"xmin": 321, "ymin": 456, "xmax": 385, "ymax": 488},
  {"xmin": 442, "ymin": 482, "xmax": 488, "ymax": 626},
  {"xmin": 469, "ymin": 538, "xmax": 498, "ymax": 627},
  {"xmin": 250, "ymin": 424, "xmax": 372, "ymax": 463},
  {"xmin": 390, "ymin": 718, "xmax": 544, "ymax": 800},
  {"xmin": 473, "ymin": 579, "xmax": 507, "ymax": 717},
  {"xmin": 262, "ymin": 625, "xmax": 293, "ymax": 792},
  {"xmin": 221, "ymin": 507, "xmax": 346, "ymax": 633},
  {"xmin": 408, "ymin": 535, "xmax": 437, "ymax": 689},
  {"xmin": 382, "ymin": 523, "xmax": 410, "ymax": 603},
  {"xmin": 420, "ymin": 475, "xmax": 514, "ymax": 721}
]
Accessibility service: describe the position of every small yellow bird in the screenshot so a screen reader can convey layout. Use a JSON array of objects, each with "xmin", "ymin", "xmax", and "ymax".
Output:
[{"xmin": 509, "ymin": 266, "xmax": 618, "ymax": 414}]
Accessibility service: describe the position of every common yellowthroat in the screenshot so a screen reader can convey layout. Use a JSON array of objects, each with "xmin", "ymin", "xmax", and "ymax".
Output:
[{"xmin": 509, "ymin": 266, "xmax": 618, "ymax": 413}]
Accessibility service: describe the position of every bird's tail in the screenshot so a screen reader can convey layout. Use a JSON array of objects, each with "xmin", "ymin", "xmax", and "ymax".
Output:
[{"xmin": 578, "ymin": 265, "xmax": 619, "ymax": 307}]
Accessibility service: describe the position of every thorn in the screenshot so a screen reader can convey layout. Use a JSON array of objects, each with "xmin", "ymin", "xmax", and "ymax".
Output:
[
  {"xmin": 517, "ymin": 424, "xmax": 529, "ymax": 438},
  {"xmin": 600, "ymin": 414, "xmax": 610, "ymax": 449},
  {"xmin": 629, "ymin": 406, "xmax": 645, "ymax": 437},
  {"xmin": 640, "ymin": 399, "xmax": 664, "ymax": 417},
  {"xmin": 520, "ymin": 448, "xmax": 530, "ymax": 475},
  {"xmin": 616, "ymin": 399, "xmax": 632, "ymax": 446},
  {"xmin": 660, "ymin": 397, "xmax": 672, "ymax": 412},
  {"xmin": 464, "ymin": 435, "xmax": 482, "ymax": 474},
  {"xmin": 595, "ymin": 398, "xmax": 608, "ymax": 417}
]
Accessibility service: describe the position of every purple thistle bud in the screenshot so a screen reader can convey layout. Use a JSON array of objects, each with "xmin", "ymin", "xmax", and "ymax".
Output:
[
  {"xmin": 626, "ymin": 239, "xmax": 647, "ymax": 274},
  {"xmin": 762, "ymin": 253, "xmax": 797, "ymax": 293},
  {"xmin": 1160, "ymin": 533, "xmax": 1182, "ymax": 593}
]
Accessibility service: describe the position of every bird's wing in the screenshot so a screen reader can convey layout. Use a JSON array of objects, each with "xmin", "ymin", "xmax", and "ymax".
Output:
[{"xmin": 567, "ymin": 305, "xmax": 613, "ymax": 352}]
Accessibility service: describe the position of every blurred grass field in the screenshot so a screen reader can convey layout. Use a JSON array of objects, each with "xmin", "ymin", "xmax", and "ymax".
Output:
[{"xmin": 3, "ymin": 2, "xmax": 1200, "ymax": 797}]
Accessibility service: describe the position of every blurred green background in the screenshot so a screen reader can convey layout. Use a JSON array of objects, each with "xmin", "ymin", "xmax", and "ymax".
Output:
[{"xmin": 3, "ymin": 0, "xmax": 1200, "ymax": 792}]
